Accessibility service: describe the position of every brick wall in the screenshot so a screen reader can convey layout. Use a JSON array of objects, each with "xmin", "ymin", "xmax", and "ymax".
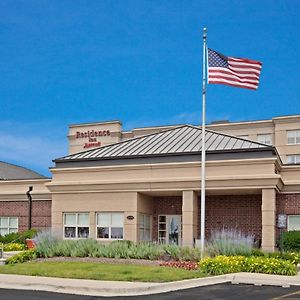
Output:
[
  {"xmin": 276, "ymin": 193, "xmax": 300, "ymax": 238},
  {"xmin": 151, "ymin": 194, "xmax": 262, "ymax": 242},
  {"xmin": 0, "ymin": 200, "xmax": 51, "ymax": 232},
  {"xmin": 202, "ymin": 195, "xmax": 262, "ymax": 241},
  {"xmin": 277, "ymin": 193, "xmax": 300, "ymax": 215}
]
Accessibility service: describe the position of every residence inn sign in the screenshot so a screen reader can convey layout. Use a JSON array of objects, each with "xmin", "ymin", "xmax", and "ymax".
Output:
[{"xmin": 75, "ymin": 129, "xmax": 111, "ymax": 149}]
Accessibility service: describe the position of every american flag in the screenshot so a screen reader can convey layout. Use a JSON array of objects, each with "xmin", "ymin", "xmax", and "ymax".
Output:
[{"xmin": 207, "ymin": 48, "xmax": 262, "ymax": 90}]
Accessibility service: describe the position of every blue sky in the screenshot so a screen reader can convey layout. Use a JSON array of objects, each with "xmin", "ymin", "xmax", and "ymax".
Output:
[{"xmin": 0, "ymin": 0, "xmax": 299, "ymax": 176}]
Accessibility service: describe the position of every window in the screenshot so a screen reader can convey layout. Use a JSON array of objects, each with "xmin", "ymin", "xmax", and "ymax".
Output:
[
  {"xmin": 287, "ymin": 130, "xmax": 300, "ymax": 144},
  {"xmin": 96, "ymin": 213, "xmax": 124, "ymax": 239},
  {"xmin": 139, "ymin": 214, "xmax": 151, "ymax": 241},
  {"xmin": 286, "ymin": 155, "xmax": 300, "ymax": 164},
  {"xmin": 288, "ymin": 215, "xmax": 300, "ymax": 230},
  {"xmin": 0, "ymin": 217, "xmax": 18, "ymax": 236},
  {"xmin": 257, "ymin": 134, "xmax": 272, "ymax": 145},
  {"xmin": 63, "ymin": 213, "xmax": 89, "ymax": 239}
]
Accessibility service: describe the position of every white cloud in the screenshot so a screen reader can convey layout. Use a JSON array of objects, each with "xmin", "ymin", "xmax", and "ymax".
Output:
[{"xmin": 0, "ymin": 121, "xmax": 67, "ymax": 176}]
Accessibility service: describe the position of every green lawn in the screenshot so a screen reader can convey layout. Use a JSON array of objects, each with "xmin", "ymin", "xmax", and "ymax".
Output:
[{"xmin": 0, "ymin": 261, "xmax": 205, "ymax": 282}]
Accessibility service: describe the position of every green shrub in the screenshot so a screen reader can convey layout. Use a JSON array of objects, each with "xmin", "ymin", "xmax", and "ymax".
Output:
[
  {"xmin": 244, "ymin": 256, "xmax": 296, "ymax": 275},
  {"xmin": 250, "ymin": 248, "xmax": 265, "ymax": 257},
  {"xmin": 266, "ymin": 251, "xmax": 300, "ymax": 265},
  {"xmin": 0, "ymin": 229, "xmax": 37, "ymax": 244},
  {"xmin": 164, "ymin": 245, "xmax": 202, "ymax": 261},
  {"xmin": 1, "ymin": 243, "xmax": 26, "ymax": 252},
  {"xmin": 199, "ymin": 255, "xmax": 245, "ymax": 275},
  {"xmin": 178, "ymin": 246, "xmax": 202, "ymax": 261},
  {"xmin": 206, "ymin": 229, "xmax": 254, "ymax": 257},
  {"xmin": 104, "ymin": 240, "xmax": 134, "ymax": 259},
  {"xmin": 6, "ymin": 249, "xmax": 37, "ymax": 264},
  {"xmin": 280, "ymin": 231, "xmax": 300, "ymax": 252},
  {"xmin": 199, "ymin": 255, "xmax": 297, "ymax": 276},
  {"xmin": 132, "ymin": 242, "xmax": 164, "ymax": 260},
  {"xmin": 164, "ymin": 245, "xmax": 180, "ymax": 260},
  {"xmin": 70, "ymin": 239, "xmax": 100, "ymax": 257}
]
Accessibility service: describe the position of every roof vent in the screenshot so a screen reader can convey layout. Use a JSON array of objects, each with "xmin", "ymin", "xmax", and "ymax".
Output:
[{"xmin": 210, "ymin": 120, "xmax": 230, "ymax": 125}]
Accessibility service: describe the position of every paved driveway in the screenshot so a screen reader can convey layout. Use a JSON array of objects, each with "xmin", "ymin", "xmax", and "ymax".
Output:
[{"xmin": 1, "ymin": 284, "xmax": 300, "ymax": 300}]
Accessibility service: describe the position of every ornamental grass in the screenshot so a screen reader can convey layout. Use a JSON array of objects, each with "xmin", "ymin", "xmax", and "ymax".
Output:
[
  {"xmin": 205, "ymin": 229, "xmax": 254, "ymax": 257},
  {"xmin": 34, "ymin": 231, "xmax": 202, "ymax": 261}
]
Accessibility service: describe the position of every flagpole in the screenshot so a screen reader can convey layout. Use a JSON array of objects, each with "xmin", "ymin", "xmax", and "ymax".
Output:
[{"xmin": 200, "ymin": 27, "xmax": 207, "ymax": 258}]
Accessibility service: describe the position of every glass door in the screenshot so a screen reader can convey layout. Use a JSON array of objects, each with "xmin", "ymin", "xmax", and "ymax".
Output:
[{"xmin": 158, "ymin": 215, "xmax": 181, "ymax": 246}]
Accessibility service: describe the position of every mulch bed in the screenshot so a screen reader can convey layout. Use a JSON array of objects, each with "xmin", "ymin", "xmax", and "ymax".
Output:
[{"xmin": 33, "ymin": 256, "xmax": 161, "ymax": 266}]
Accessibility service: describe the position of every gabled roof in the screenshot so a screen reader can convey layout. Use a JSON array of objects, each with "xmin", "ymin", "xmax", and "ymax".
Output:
[
  {"xmin": 55, "ymin": 125, "xmax": 272, "ymax": 162},
  {"xmin": 0, "ymin": 161, "xmax": 47, "ymax": 180}
]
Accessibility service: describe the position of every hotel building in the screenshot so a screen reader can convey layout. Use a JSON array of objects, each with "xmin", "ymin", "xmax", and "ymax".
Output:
[{"xmin": 2, "ymin": 114, "xmax": 300, "ymax": 251}]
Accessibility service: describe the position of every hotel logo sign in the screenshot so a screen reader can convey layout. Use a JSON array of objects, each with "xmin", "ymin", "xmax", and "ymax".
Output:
[{"xmin": 76, "ymin": 130, "xmax": 111, "ymax": 149}]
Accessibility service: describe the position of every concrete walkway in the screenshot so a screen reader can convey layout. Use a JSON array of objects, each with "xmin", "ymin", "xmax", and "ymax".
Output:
[{"xmin": 0, "ymin": 272, "xmax": 300, "ymax": 297}]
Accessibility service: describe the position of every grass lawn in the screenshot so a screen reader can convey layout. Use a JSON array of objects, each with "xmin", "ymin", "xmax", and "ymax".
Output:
[{"xmin": 0, "ymin": 261, "xmax": 206, "ymax": 282}]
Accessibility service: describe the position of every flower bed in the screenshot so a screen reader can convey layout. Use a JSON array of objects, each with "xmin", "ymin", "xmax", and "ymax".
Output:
[
  {"xmin": 199, "ymin": 255, "xmax": 297, "ymax": 276},
  {"xmin": 6, "ymin": 249, "xmax": 37, "ymax": 264},
  {"xmin": 1, "ymin": 243, "xmax": 26, "ymax": 252}
]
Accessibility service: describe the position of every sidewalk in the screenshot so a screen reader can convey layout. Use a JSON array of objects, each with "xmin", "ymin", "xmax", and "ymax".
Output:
[{"xmin": 0, "ymin": 272, "xmax": 300, "ymax": 297}]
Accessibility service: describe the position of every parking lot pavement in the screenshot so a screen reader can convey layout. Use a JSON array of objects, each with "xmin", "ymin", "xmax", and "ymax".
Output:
[{"xmin": 1, "ymin": 284, "xmax": 300, "ymax": 300}]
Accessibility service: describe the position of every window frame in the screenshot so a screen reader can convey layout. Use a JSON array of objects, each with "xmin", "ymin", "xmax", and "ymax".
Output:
[
  {"xmin": 96, "ymin": 212, "xmax": 124, "ymax": 240},
  {"xmin": 286, "ymin": 154, "xmax": 300, "ymax": 164},
  {"xmin": 0, "ymin": 217, "xmax": 18, "ymax": 236},
  {"xmin": 287, "ymin": 215, "xmax": 300, "ymax": 231},
  {"xmin": 63, "ymin": 212, "xmax": 90, "ymax": 239},
  {"xmin": 257, "ymin": 133, "xmax": 272, "ymax": 145},
  {"xmin": 287, "ymin": 130, "xmax": 300, "ymax": 145},
  {"xmin": 139, "ymin": 213, "xmax": 151, "ymax": 242}
]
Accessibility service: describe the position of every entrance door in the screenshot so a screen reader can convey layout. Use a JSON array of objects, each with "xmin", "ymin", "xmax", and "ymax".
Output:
[{"xmin": 158, "ymin": 215, "xmax": 182, "ymax": 246}]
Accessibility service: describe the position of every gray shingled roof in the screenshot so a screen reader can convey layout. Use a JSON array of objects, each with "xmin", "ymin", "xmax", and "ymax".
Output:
[
  {"xmin": 0, "ymin": 161, "xmax": 47, "ymax": 180},
  {"xmin": 56, "ymin": 125, "xmax": 271, "ymax": 162}
]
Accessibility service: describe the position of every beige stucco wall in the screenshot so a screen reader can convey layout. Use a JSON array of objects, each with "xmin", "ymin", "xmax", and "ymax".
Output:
[
  {"xmin": 52, "ymin": 191, "xmax": 139, "ymax": 241},
  {"xmin": 48, "ymin": 155, "xmax": 285, "ymax": 248},
  {"xmin": 182, "ymin": 190, "xmax": 198, "ymax": 247},
  {"xmin": 261, "ymin": 188, "xmax": 276, "ymax": 252},
  {"xmin": 49, "ymin": 158, "xmax": 281, "ymax": 195},
  {"xmin": 0, "ymin": 179, "xmax": 51, "ymax": 201}
]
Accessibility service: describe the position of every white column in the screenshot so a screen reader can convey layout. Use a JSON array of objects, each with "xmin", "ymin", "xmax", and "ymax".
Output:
[
  {"xmin": 261, "ymin": 188, "xmax": 276, "ymax": 252},
  {"xmin": 182, "ymin": 191, "xmax": 199, "ymax": 247}
]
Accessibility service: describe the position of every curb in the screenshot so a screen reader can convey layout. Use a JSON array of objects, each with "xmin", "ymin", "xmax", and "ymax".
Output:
[
  {"xmin": 231, "ymin": 272, "xmax": 300, "ymax": 288},
  {"xmin": 0, "ymin": 274, "xmax": 232, "ymax": 297},
  {"xmin": 0, "ymin": 273, "xmax": 299, "ymax": 297}
]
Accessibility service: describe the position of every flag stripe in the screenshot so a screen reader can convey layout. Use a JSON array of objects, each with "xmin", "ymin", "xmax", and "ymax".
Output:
[
  {"xmin": 209, "ymin": 74, "xmax": 259, "ymax": 84},
  {"xmin": 208, "ymin": 78, "xmax": 258, "ymax": 90},
  {"xmin": 208, "ymin": 68, "xmax": 259, "ymax": 79},
  {"xmin": 207, "ymin": 48, "xmax": 262, "ymax": 90},
  {"xmin": 228, "ymin": 65, "xmax": 261, "ymax": 73},
  {"xmin": 229, "ymin": 57, "xmax": 262, "ymax": 65},
  {"xmin": 228, "ymin": 61, "xmax": 262, "ymax": 71}
]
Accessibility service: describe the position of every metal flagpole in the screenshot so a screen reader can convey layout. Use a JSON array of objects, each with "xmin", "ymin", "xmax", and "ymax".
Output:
[{"xmin": 200, "ymin": 27, "xmax": 207, "ymax": 258}]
